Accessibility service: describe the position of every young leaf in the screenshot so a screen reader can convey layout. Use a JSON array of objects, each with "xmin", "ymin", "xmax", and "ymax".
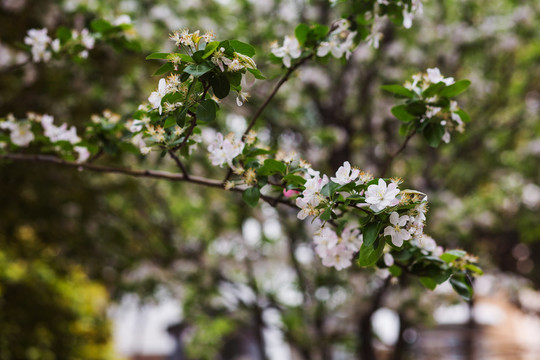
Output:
[
  {"xmin": 243, "ymin": 187, "xmax": 260, "ymax": 207},
  {"xmin": 56, "ymin": 26, "xmax": 72, "ymax": 44},
  {"xmin": 196, "ymin": 99, "xmax": 217, "ymax": 122},
  {"xmin": 90, "ymin": 19, "xmax": 113, "ymax": 33},
  {"xmin": 230, "ymin": 40, "xmax": 256, "ymax": 57},
  {"xmin": 184, "ymin": 63, "xmax": 213, "ymax": 77},
  {"xmin": 391, "ymin": 104, "xmax": 416, "ymax": 122},
  {"xmin": 153, "ymin": 62, "xmax": 174, "ymax": 76},
  {"xmin": 422, "ymin": 82, "xmax": 446, "ymax": 98},
  {"xmin": 440, "ymin": 80, "xmax": 471, "ymax": 97},
  {"xmin": 295, "ymin": 24, "xmax": 310, "ymax": 45},
  {"xmin": 247, "ymin": 68, "xmax": 266, "ymax": 80},
  {"xmin": 146, "ymin": 52, "xmax": 170, "ymax": 60},
  {"xmin": 163, "ymin": 116, "xmax": 176, "ymax": 129},
  {"xmin": 381, "ymin": 84, "xmax": 415, "ymax": 98},
  {"xmin": 455, "ymin": 109, "xmax": 471, "ymax": 123},
  {"xmin": 450, "ymin": 274, "xmax": 473, "ymax": 301},
  {"xmin": 258, "ymin": 159, "xmax": 287, "ymax": 176},
  {"xmin": 202, "ymin": 41, "xmax": 220, "ymax": 59},
  {"xmin": 320, "ymin": 181, "xmax": 341, "ymax": 197},
  {"xmin": 357, "ymin": 237, "xmax": 385, "ymax": 267},
  {"xmin": 282, "ymin": 174, "xmax": 306, "ymax": 186},
  {"xmin": 440, "ymin": 249, "xmax": 467, "ymax": 263},
  {"xmin": 363, "ymin": 221, "xmax": 382, "ymax": 247},
  {"xmin": 423, "ymin": 123, "xmax": 445, "ymax": 147},
  {"xmin": 210, "ymin": 74, "xmax": 230, "ymax": 99},
  {"xmin": 419, "ymin": 277, "xmax": 437, "ymax": 290}
]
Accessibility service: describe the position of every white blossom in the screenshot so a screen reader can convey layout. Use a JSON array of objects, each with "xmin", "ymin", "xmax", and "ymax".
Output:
[
  {"xmin": 330, "ymin": 161, "xmax": 360, "ymax": 185},
  {"xmin": 24, "ymin": 28, "xmax": 51, "ymax": 62},
  {"xmin": 426, "ymin": 67, "xmax": 454, "ymax": 85},
  {"xmin": 384, "ymin": 253, "xmax": 394, "ymax": 267},
  {"xmin": 4, "ymin": 121, "xmax": 35, "ymax": 147},
  {"xmin": 74, "ymin": 146, "xmax": 90, "ymax": 163},
  {"xmin": 207, "ymin": 132, "xmax": 245, "ymax": 168},
  {"xmin": 236, "ymin": 91, "xmax": 249, "ymax": 107},
  {"xmin": 384, "ymin": 212, "xmax": 411, "ymax": 247},
  {"xmin": 271, "ymin": 36, "xmax": 302, "ymax": 68},
  {"xmin": 365, "ymin": 178, "xmax": 400, "ymax": 212},
  {"xmin": 148, "ymin": 78, "xmax": 168, "ymax": 114},
  {"xmin": 41, "ymin": 114, "xmax": 81, "ymax": 144},
  {"xmin": 113, "ymin": 15, "xmax": 132, "ymax": 26}
]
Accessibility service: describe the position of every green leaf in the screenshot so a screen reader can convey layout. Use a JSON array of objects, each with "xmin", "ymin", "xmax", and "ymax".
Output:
[
  {"xmin": 320, "ymin": 181, "xmax": 341, "ymax": 197},
  {"xmin": 389, "ymin": 265, "xmax": 402, "ymax": 277},
  {"xmin": 357, "ymin": 237, "xmax": 385, "ymax": 267},
  {"xmin": 455, "ymin": 109, "xmax": 471, "ymax": 123},
  {"xmin": 202, "ymin": 41, "xmax": 220, "ymax": 59},
  {"xmin": 295, "ymin": 24, "xmax": 310, "ymax": 45},
  {"xmin": 405, "ymin": 101, "xmax": 427, "ymax": 116},
  {"xmin": 319, "ymin": 208, "xmax": 333, "ymax": 221},
  {"xmin": 391, "ymin": 104, "xmax": 416, "ymax": 122},
  {"xmin": 423, "ymin": 82, "xmax": 446, "ymax": 98},
  {"xmin": 247, "ymin": 68, "xmax": 266, "ymax": 80},
  {"xmin": 230, "ymin": 40, "xmax": 255, "ymax": 57},
  {"xmin": 419, "ymin": 277, "xmax": 437, "ymax": 290},
  {"xmin": 450, "ymin": 274, "xmax": 473, "ymax": 301},
  {"xmin": 210, "ymin": 74, "xmax": 230, "ymax": 99},
  {"xmin": 363, "ymin": 221, "xmax": 381, "ymax": 247},
  {"xmin": 146, "ymin": 52, "xmax": 170, "ymax": 60},
  {"xmin": 282, "ymin": 174, "xmax": 306, "ymax": 186},
  {"xmin": 90, "ymin": 19, "xmax": 113, "ymax": 33},
  {"xmin": 423, "ymin": 123, "xmax": 445, "ymax": 147},
  {"xmin": 196, "ymin": 99, "xmax": 217, "ymax": 122},
  {"xmin": 153, "ymin": 62, "xmax": 174, "ymax": 76},
  {"xmin": 440, "ymin": 250, "xmax": 467, "ymax": 263},
  {"xmin": 192, "ymin": 50, "xmax": 205, "ymax": 63},
  {"xmin": 311, "ymin": 24, "xmax": 329, "ymax": 41},
  {"xmin": 465, "ymin": 264, "xmax": 483, "ymax": 275},
  {"xmin": 56, "ymin": 26, "xmax": 71, "ymax": 44},
  {"xmin": 168, "ymin": 53, "xmax": 194, "ymax": 63},
  {"xmin": 258, "ymin": 159, "xmax": 287, "ymax": 176},
  {"xmin": 184, "ymin": 63, "xmax": 213, "ymax": 77},
  {"xmin": 163, "ymin": 116, "xmax": 176, "ymax": 129},
  {"xmin": 243, "ymin": 187, "xmax": 260, "ymax": 207},
  {"xmin": 440, "ymin": 80, "xmax": 471, "ymax": 97},
  {"xmin": 226, "ymin": 72, "xmax": 242, "ymax": 87},
  {"xmin": 381, "ymin": 84, "xmax": 415, "ymax": 98}
]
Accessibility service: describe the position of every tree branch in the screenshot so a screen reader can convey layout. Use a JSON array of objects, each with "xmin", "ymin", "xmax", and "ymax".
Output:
[{"xmin": 0, "ymin": 153, "xmax": 296, "ymax": 209}]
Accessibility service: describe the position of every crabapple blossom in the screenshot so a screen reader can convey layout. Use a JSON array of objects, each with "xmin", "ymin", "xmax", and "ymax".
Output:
[
  {"xmin": 365, "ymin": 178, "xmax": 400, "ymax": 212},
  {"xmin": 426, "ymin": 67, "xmax": 454, "ymax": 85},
  {"xmin": 24, "ymin": 28, "xmax": 52, "ymax": 62},
  {"xmin": 271, "ymin": 36, "xmax": 302, "ymax": 68},
  {"xmin": 384, "ymin": 212, "xmax": 411, "ymax": 247},
  {"xmin": 2, "ymin": 121, "xmax": 35, "ymax": 147},
  {"xmin": 207, "ymin": 132, "xmax": 245, "ymax": 168},
  {"xmin": 148, "ymin": 78, "xmax": 168, "ymax": 114},
  {"xmin": 330, "ymin": 161, "xmax": 360, "ymax": 185},
  {"xmin": 41, "ymin": 114, "xmax": 81, "ymax": 144},
  {"xmin": 74, "ymin": 146, "xmax": 90, "ymax": 163}
]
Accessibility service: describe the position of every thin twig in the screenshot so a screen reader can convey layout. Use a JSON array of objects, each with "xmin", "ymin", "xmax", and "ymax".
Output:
[
  {"xmin": 379, "ymin": 131, "xmax": 415, "ymax": 177},
  {"xmin": 241, "ymin": 54, "xmax": 313, "ymax": 143},
  {"xmin": 167, "ymin": 149, "xmax": 189, "ymax": 179}
]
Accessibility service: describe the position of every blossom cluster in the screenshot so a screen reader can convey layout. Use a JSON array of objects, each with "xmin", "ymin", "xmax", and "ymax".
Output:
[
  {"xmin": 404, "ymin": 67, "xmax": 467, "ymax": 143},
  {"xmin": 0, "ymin": 113, "xmax": 89, "ymax": 162},
  {"xmin": 24, "ymin": 27, "xmax": 95, "ymax": 62},
  {"xmin": 366, "ymin": 0, "xmax": 424, "ymax": 48},
  {"xmin": 271, "ymin": 19, "xmax": 357, "ymax": 68},
  {"xmin": 169, "ymin": 29, "xmax": 215, "ymax": 53}
]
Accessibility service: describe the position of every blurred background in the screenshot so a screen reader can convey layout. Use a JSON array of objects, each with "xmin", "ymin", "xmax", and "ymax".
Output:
[{"xmin": 1, "ymin": 0, "xmax": 540, "ymax": 359}]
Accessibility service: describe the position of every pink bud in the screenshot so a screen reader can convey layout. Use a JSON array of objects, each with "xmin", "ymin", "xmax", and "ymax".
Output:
[{"xmin": 283, "ymin": 189, "xmax": 300, "ymax": 198}]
